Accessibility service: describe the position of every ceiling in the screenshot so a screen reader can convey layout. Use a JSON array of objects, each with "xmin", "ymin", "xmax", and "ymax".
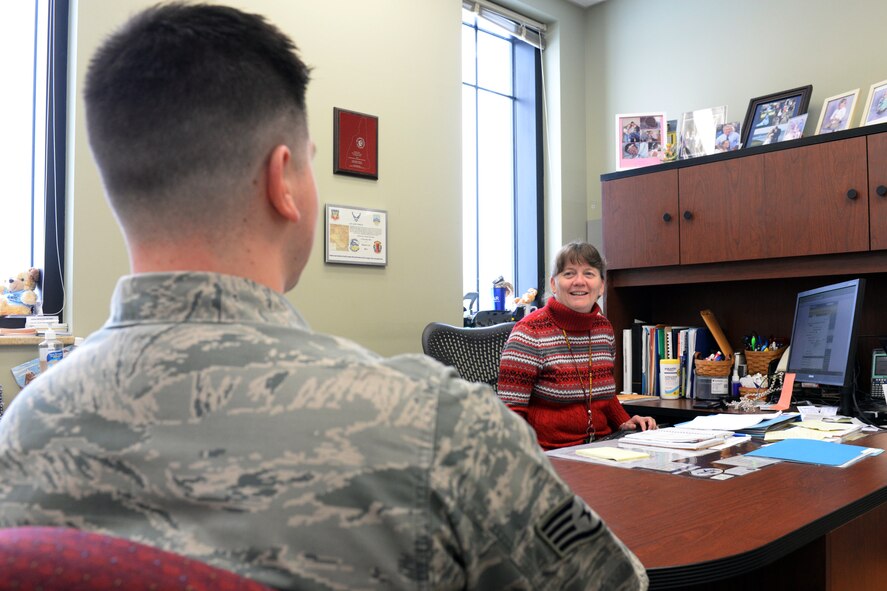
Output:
[{"xmin": 564, "ymin": 0, "xmax": 606, "ymax": 7}]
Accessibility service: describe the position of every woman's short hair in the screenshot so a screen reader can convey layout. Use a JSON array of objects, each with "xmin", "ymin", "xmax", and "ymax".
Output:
[{"xmin": 551, "ymin": 241, "xmax": 606, "ymax": 279}]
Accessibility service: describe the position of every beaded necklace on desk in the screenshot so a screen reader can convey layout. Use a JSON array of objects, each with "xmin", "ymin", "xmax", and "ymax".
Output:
[{"xmin": 562, "ymin": 329, "xmax": 595, "ymax": 443}]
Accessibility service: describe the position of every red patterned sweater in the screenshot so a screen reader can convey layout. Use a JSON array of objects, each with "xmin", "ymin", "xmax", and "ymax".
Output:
[{"xmin": 497, "ymin": 297, "xmax": 630, "ymax": 450}]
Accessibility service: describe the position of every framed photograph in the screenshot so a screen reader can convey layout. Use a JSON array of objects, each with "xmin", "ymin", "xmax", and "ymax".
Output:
[
  {"xmin": 333, "ymin": 108, "xmax": 378, "ymax": 179},
  {"xmin": 714, "ymin": 121, "xmax": 742, "ymax": 152},
  {"xmin": 616, "ymin": 112, "xmax": 666, "ymax": 170},
  {"xmin": 324, "ymin": 204, "xmax": 387, "ymax": 266},
  {"xmin": 860, "ymin": 79, "xmax": 887, "ymax": 127},
  {"xmin": 678, "ymin": 106, "xmax": 726, "ymax": 159},
  {"xmin": 815, "ymin": 89, "xmax": 859, "ymax": 134},
  {"xmin": 740, "ymin": 85, "xmax": 812, "ymax": 149},
  {"xmin": 747, "ymin": 113, "xmax": 808, "ymax": 148}
]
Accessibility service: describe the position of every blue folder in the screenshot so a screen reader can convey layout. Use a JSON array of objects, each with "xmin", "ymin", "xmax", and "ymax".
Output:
[{"xmin": 746, "ymin": 438, "xmax": 877, "ymax": 467}]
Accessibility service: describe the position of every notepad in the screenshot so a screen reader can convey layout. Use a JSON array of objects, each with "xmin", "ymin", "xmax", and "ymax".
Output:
[
  {"xmin": 746, "ymin": 438, "xmax": 882, "ymax": 467},
  {"xmin": 620, "ymin": 427, "xmax": 733, "ymax": 450},
  {"xmin": 576, "ymin": 447, "xmax": 649, "ymax": 462}
]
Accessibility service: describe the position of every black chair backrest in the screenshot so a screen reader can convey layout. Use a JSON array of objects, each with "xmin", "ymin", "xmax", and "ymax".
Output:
[
  {"xmin": 473, "ymin": 309, "xmax": 514, "ymax": 327},
  {"xmin": 463, "ymin": 291, "xmax": 479, "ymax": 316},
  {"xmin": 421, "ymin": 321, "xmax": 516, "ymax": 391}
]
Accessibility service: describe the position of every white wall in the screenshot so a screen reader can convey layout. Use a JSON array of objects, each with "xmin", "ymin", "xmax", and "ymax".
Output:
[
  {"xmin": 2, "ymin": 0, "xmax": 464, "ymax": 402},
  {"xmin": 70, "ymin": 0, "xmax": 463, "ymax": 350},
  {"xmin": 585, "ymin": 0, "xmax": 887, "ymax": 221}
]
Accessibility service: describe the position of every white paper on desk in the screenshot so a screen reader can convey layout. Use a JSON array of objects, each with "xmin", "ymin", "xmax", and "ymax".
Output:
[
  {"xmin": 796, "ymin": 405, "xmax": 838, "ymax": 418},
  {"xmin": 678, "ymin": 413, "xmax": 782, "ymax": 431},
  {"xmin": 764, "ymin": 427, "xmax": 830, "ymax": 441}
]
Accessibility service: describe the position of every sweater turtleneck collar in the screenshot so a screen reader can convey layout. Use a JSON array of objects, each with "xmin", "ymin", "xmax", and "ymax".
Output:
[{"xmin": 545, "ymin": 297, "xmax": 602, "ymax": 332}]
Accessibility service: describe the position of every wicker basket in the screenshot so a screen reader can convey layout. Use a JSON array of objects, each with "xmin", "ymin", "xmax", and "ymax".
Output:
[
  {"xmin": 745, "ymin": 348, "xmax": 786, "ymax": 375},
  {"xmin": 695, "ymin": 355, "xmax": 733, "ymax": 377},
  {"xmin": 739, "ymin": 386, "xmax": 770, "ymax": 403}
]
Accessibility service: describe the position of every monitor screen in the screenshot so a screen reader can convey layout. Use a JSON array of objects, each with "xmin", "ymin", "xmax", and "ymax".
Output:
[{"xmin": 786, "ymin": 278, "xmax": 865, "ymax": 389}]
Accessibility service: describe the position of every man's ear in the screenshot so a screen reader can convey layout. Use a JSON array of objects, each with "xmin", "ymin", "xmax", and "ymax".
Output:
[{"xmin": 266, "ymin": 144, "xmax": 300, "ymax": 223}]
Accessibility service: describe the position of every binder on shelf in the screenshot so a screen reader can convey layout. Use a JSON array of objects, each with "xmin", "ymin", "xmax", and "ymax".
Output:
[
  {"xmin": 630, "ymin": 321, "xmax": 644, "ymax": 394},
  {"xmin": 622, "ymin": 328, "xmax": 632, "ymax": 394}
]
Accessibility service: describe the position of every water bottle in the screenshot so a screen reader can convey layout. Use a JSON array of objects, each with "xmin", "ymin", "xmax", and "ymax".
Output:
[
  {"xmin": 38, "ymin": 329, "xmax": 64, "ymax": 373},
  {"xmin": 64, "ymin": 336, "xmax": 84, "ymax": 358}
]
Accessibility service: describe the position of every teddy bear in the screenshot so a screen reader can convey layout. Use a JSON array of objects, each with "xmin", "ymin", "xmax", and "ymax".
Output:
[
  {"xmin": 514, "ymin": 287, "xmax": 538, "ymax": 306},
  {"xmin": 0, "ymin": 267, "xmax": 40, "ymax": 316}
]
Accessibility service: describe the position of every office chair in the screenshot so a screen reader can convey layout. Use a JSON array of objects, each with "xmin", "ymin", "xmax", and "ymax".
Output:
[
  {"xmin": 0, "ymin": 526, "xmax": 273, "ymax": 591},
  {"xmin": 473, "ymin": 309, "xmax": 514, "ymax": 327},
  {"xmin": 422, "ymin": 321, "xmax": 515, "ymax": 391},
  {"xmin": 463, "ymin": 291, "xmax": 479, "ymax": 316}
]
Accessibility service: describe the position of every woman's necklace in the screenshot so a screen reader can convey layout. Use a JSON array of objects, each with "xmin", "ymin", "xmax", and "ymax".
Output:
[{"xmin": 562, "ymin": 329, "xmax": 595, "ymax": 443}]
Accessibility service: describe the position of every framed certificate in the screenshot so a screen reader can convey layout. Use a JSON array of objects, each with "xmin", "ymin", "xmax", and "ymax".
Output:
[
  {"xmin": 333, "ymin": 108, "xmax": 378, "ymax": 179},
  {"xmin": 324, "ymin": 204, "xmax": 387, "ymax": 266}
]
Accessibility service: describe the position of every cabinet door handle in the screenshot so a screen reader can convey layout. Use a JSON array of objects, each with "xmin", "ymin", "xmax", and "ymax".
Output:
[
  {"xmin": 877, "ymin": 185, "xmax": 887, "ymax": 197},
  {"xmin": 663, "ymin": 213, "xmax": 672, "ymax": 222},
  {"xmin": 683, "ymin": 211, "xmax": 693, "ymax": 221},
  {"xmin": 846, "ymin": 189, "xmax": 859, "ymax": 200}
]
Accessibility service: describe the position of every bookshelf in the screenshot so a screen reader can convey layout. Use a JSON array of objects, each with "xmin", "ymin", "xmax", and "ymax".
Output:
[{"xmin": 601, "ymin": 122, "xmax": 887, "ymax": 395}]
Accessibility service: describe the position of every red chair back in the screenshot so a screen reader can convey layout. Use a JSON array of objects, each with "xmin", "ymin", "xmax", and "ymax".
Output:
[{"xmin": 0, "ymin": 526, "xmax": 274, "ymax": 590}]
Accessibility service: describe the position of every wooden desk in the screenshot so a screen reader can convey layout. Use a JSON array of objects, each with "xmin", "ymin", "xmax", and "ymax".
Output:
[
  {"xmin": 550, "ymin": 431, "xmax": 887, "ymax": 590},
  {"xmin": 622, "ymin": 397, "xmax": 729, "ymax": 424}
]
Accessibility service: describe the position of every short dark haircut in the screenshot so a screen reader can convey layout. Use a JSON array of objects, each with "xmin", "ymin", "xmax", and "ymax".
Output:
[
  {"xmin": 84, "ymin": 3, "xmax": 311, "ymax": 224},
  {"xmin": 552, "ymin": 241, "xmax": 606, "ymax": 280}
]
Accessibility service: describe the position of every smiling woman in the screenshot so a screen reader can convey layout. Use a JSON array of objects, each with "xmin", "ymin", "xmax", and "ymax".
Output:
[{"xmin": 496, "ymin": 241, "xmax": 657, "ymax": 450}]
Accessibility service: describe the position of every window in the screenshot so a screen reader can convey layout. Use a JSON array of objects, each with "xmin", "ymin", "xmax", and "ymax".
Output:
[
  {"xmin": 0, "ymin": 0, "xmax": 68, "ymax": 325},
  {"xmin": 462, "ymin": 5, "xmax": 544, "ymax": 311}
]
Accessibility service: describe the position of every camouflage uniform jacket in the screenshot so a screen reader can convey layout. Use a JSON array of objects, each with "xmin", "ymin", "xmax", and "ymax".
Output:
[{"xmin": 0, "ymin": 272, "xmax": 648, "ymax": 591}]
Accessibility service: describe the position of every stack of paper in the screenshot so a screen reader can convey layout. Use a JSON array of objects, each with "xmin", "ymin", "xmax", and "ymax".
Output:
[
  {"xmin": 734, "ymin": 414, "xmax": 801, "ymax": 438},
  {"xmin": 678, "ymin": 412, "xmax": 800, "ymax": 437},
  {"xmin": 619, "ymin": 427, "xmax": 734, "ymax": 450},
  {"xmin": 763, "ymin": 420, "xmax": 863, "ymax": 442}
]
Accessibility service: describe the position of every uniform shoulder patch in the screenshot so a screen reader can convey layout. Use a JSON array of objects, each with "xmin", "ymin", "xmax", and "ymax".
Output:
[{"xmin": 535, "ymin": 496, "xmax": 603, "ymax": 558}]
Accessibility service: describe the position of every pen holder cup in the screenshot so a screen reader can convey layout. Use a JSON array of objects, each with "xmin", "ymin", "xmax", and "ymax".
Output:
[
  {"xmin": 745, "ymin": 348, "xmax": 786, "ymax": 376},
  {"xmin": 739, "ymin": 386, "xmax": 770, "ymax": 404},
  {"xmin": 694, "ymin": 356, "xmax": 733, "ymax": 378}
]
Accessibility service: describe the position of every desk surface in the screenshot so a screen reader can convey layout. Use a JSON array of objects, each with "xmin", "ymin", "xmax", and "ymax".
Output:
[
  {"xmin": 622, "ymin": 397, "xmax": 768, "ymax": 424},
  {"xmin": 550, "ymin": 431, "xmax": 887, "ymax": 589}
]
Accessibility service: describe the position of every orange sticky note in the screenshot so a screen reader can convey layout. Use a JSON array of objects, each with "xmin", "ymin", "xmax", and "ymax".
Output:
[{"xmin": 772, "ymin": 372, "xmax": 795, "ymax": 411}]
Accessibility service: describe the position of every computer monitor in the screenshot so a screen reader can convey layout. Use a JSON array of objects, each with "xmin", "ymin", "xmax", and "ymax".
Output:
[{"xmin": 786, "ymin": 278, "xmax": 866, "ymax": 415}]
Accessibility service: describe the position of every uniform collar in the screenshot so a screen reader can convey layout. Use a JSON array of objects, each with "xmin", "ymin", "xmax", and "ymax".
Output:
[{"xmin": 107, "ymin": 272, "xmax": 307, "ymax": 328}]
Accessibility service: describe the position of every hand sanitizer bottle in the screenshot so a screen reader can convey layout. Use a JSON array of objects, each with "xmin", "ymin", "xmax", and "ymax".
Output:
[{"xmin": 38, "ymin": 329, "xmax": 64, "ymax": 373}]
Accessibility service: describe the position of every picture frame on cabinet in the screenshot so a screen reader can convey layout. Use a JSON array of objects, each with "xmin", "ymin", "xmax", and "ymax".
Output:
[
  {"xmin": 860, "ymin": 79, "xmax": 887, "ymax": 127},
  {"xmin": 616, "ymin": 112, "xmax": 666, "ymax": 170},
  {"xmin": 740, "ymin": 85, "xmax": 812, "ymax": 149},
  {"xmin": 678, "ymin": 106, "xmax": 726, "ymax": 159},
  {"xmin": 747, "ymin": 113, "xmax": 808, "ymax": 147},
  {"xmin": 815, "ymin": 89, "xmax": 859, "ymax": 134}
]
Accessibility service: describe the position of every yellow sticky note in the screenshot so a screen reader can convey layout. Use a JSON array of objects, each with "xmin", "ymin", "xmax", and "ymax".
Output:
[{"xmin": 576, "ymin": 446, "xmax": 649, "ymax": 462}]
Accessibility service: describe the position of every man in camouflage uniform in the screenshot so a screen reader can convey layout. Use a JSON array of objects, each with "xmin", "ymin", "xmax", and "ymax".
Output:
[{"xmin": 0, "ymin": 4, "xmax": 647, "ymax": 590}]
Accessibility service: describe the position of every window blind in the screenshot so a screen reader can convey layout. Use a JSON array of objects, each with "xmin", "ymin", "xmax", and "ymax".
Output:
[{"xmin": 462, "ymin": 0, "xmax": 547, "ymax": 49}]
